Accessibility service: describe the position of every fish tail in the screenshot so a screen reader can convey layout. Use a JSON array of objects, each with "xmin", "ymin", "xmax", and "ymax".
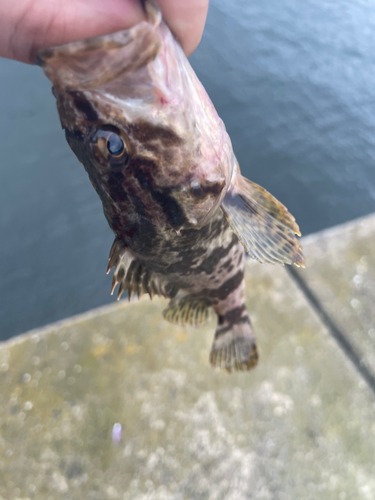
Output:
[{"xmin": 210, "ymin": 309, "xmax": 258, "ymax": 373}]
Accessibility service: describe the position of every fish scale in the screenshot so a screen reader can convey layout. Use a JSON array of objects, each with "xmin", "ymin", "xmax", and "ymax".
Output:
[{"xmin": 36, "ymin": 1, "xmax": 304, "ymax": 372}]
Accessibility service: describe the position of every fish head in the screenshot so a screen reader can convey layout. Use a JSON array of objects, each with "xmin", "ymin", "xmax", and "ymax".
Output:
[{"xmin": 37, "ymin": 12, "xmax": 233, "ymax": 234}]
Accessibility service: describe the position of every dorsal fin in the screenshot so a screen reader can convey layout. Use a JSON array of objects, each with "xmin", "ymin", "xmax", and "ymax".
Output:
[{"xmin": 107, "ymin": 238, "xmax": 175, "ymax": 300}]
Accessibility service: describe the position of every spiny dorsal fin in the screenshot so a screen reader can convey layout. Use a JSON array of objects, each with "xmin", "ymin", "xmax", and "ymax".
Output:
[
  {"xmin": 107, "ymin": 237, "xmax": 173, "ymax": 300},
  {"xmin": 221, "ymin": 175, "xmax": 305, "ymax": 267},
  {"xmin": 163, "ymin": 291, "xmax": 211, "ymax": 327}
]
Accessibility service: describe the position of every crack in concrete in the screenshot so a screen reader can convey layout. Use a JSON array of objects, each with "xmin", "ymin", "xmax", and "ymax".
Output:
[{"xmin": 288, "ymin": 266, "xmax": 375, "ymax": 397}]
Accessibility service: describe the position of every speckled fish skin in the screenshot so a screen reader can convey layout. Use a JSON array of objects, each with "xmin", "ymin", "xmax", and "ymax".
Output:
[{"xmin": 36, "ymin": 2, "xmax": 304, "ymax": 372}]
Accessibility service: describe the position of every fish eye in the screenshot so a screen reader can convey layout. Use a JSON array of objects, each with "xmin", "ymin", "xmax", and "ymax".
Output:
[
  {"xmin": 107, "ymin": 133, "xmax": 124, "ymax": 157},
  {"xmin": 91, "ymin": 125, "xmax": 130, "ymax": 167}
]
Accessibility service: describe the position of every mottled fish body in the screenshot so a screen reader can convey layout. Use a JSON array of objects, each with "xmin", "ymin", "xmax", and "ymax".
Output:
[{"xmin": 37, "ymin": 2, "xmax": 304, "ymax": 372}]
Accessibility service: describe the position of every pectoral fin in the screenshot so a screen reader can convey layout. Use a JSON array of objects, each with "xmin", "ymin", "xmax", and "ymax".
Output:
[
  {"xmin": 163, "ymin": 292, "xmax": 211, "ymax": 327},
  {"xmin": 221, "ymin": 175, "xmax": 305, "ymax": 267}
]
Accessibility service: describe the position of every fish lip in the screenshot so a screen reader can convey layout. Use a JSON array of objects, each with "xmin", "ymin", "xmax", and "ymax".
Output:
[
  {"xmin": 35, "ymin": 48, "xmax": 53, "ymax": 67},
  {"xmin": 35, "ymin": 14, "xmax": 163, "ymax": 90}
]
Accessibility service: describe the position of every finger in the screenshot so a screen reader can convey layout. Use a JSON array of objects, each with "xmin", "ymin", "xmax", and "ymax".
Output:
[
  {"xmin": 156, "ymin": 0, "xmax": 209, "ymax": 56},
  {"xmin": 0, "ymin": 0, "xmax": 209, "ymax": 64},
  {"xmin": 0, "ymin": 0, "xmax": 145, "ymax": 64}
]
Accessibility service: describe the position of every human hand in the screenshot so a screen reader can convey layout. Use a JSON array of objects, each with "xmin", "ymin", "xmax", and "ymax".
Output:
[{"xmin": 0, "ymin": 0, "xmax": 209, "ymax": 64}]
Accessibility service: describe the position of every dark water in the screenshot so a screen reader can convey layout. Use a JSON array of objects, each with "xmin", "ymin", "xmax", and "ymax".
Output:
[{"xmin": 1, "ymin": 0, "xmax": 374, "ymax": 339}]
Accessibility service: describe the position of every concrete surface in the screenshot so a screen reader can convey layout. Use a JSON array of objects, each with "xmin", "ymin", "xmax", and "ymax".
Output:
[
  {"xmin": 294, "ymin": 214, "xmax": 375, "ymax": 379},
  {"xmin": 1, "ymin": 214, "xmax": 375, "ymax": 499}
]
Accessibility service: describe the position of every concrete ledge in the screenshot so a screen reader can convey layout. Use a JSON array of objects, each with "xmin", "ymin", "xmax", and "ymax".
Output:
[
  {"xmin": 1, "ymin": 215, "xmax": 375, "ymax": 499},
  {"xmin": 295, "ymin": 213, "xmax": 375, "ymax": 378}
]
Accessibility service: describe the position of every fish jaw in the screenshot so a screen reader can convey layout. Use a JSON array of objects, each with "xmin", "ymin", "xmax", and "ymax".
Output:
[{"xmin": 36, "ymin": 16, "xmax": 163, "ymax": 91}]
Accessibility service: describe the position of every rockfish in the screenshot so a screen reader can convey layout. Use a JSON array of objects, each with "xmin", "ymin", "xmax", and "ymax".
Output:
[{"xmin": 36, "ymin": 2, "xmax": 304, "ymax": 372}]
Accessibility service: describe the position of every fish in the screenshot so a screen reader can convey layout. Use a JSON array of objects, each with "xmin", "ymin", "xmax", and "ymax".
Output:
[{"xmin": 36, "ymin": 1, "xmax": 304, "ymax": 372}]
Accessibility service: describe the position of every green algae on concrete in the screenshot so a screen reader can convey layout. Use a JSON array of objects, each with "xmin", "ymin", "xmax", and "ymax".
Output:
[
  {"xmin": 1, "ymin": 257, "xmax": 375, "ymax": 499},
  {"xmin": 296, "ymin": 213, "xmax": 375, "ymax": 378}
]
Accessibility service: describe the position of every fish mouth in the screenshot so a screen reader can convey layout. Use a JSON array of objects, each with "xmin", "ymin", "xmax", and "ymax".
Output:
[{"xmin": 36, "ymin": 17, "xmax": 162, "ymax": 90}]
